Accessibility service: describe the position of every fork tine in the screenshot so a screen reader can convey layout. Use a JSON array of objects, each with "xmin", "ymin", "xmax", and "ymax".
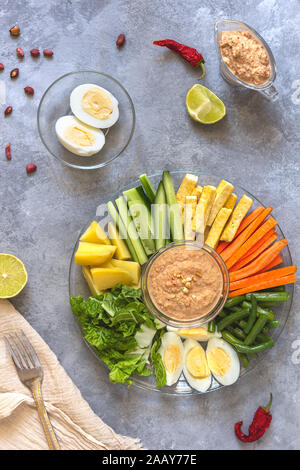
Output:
[
  {"xmin": 4, "ymin": 336, "xmax": 23, "ymax": 369},
  {"xmin": 14, "ymin": 333, "xmax": 33, "ymax": 368},
  {"xmin": 8, "ymin": 334, "xmax": 29, "ymax": 369},
  {"xmin": 20, "ymin": 330, "xmax": 41, "ymax": 368}
]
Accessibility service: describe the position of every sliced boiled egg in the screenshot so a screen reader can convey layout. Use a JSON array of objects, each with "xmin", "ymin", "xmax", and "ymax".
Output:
[
  {"xmin": 70, "ymin": 84, "xmax": 119, "ymax": 128},
  {"xmin": 55, "ymin": 115, "xmax": 105, "ymax": 156},
  {"xmin": 183, "ymin": 339, "xmax": 211, "ymax": 392},
  {"xmin": 206, "ymin": 337, "xmax": 240, "ymax": 386},
  {"xmin": 158, "ymin": 332, "xmax": 184, "ymax": 386},
  {"xmin": 167, "ymin": 324, "xmax": 221, "ymax": 341}
]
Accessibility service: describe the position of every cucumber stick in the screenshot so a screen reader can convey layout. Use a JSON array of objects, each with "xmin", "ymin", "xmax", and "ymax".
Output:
[
  {"xmin": 115, "ymin": 197, "xmax": 148, "ymax": 265},
  {"xmin": 162, "ymin": 171, "xmax": 184, "ymax": 241},
  {"xmin": 153, "ymin": 181, "xmax": 169, "ymax": 250},
  {"xmin": 123, "ymin": 187, "xmax": 155, "ymax": 255},
  {"xmin": 139, "ymin": 174, "xmax": 156, "ymax": 203},
  {"xmin": 107, "ymin": 201, "xmax": 139, "ymax": 263},
  {"xmin": 127, "ymin": 201, "xmax": 155, "ymax": 255}
]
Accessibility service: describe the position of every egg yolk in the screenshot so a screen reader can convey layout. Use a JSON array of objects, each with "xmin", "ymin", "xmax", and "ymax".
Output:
[
  {"xmin": 207, "ymin": 347, "xmax": 231, "ymax": 377},
  {"xmin": 186, "ymin": 346, "xmax": 210, "ymax": 378},
  {"xmin": 82, "ymin": 88, "xmax": 113, "ymax": 120},
  {"xmin": 163, "ymin": 344, "xmax": 182, "ymax": 374},
  {"xmin": 64, "ymin": 125, "xmax": 96, "ymax": 147},
  {"xmin": 178, "ymin": 327, "xmax": 208, "ymax": 340}
]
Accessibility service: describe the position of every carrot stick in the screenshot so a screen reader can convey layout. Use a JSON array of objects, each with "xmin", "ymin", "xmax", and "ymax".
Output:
[
  {"xmin": 216, "ymin": 206, "xmax": 264, "ymax": 254},
  {"xmin": 221, "ymin": 207, "xmax": 273, "ymax": 263},
  {"xmin": 256, "ymin": 255, "xmax": 283, "ymax": 273},
  {"xmin": 244, "ymin": 228, "xmax": 276, "ymax": 257},
  {"xmin": 229, "ymin": 231, "xmax": 278, "ymax": 271},
  {"xmin": 229, "ymin": 239, "xmax": 288, "ymax": 283},
  {"xmin": 230, "ymin": 265, "xmax": 297, "ymax": 291},
  {"xmin": 226, "ymin": 216, "xmax": 277, "ymax": 269},
  {"xmin": 228, "ymin": 274, "xmax": 296, "ymax": 297}
]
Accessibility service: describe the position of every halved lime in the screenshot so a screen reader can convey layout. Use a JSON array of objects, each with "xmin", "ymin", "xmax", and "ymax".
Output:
[
  {"xmin": 186, "ymin": 84, "xmax": 226, "ymax": 124},
  {"xmin": 0, "ymin": 254, "xmax": 28, "ymax": 298}
]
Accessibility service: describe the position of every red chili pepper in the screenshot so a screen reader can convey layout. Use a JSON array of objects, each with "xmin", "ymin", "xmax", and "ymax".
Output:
[
  {"xmin": 153, "ymin": 39, "xmax": 206, "ymax": 79},
  {"xmin": 235, "ymin": 393, "xmax": 273, "ymax": 443}
]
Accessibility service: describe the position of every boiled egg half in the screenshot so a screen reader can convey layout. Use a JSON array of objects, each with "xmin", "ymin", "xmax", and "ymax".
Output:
[
  {"xmin": 183, "ymin": 339, "xmax": 211, "ymax": 392},
  {"xmin": 55, "ymin": 115, "xmax": 105, "ymax": 156},
  {"xmin": 206, "ymin": 337, "xmax": 240, "ymax": 386},
  {"xmin": 70, "ymin": 84, "xmax": 119, "ymax": 128},
  {"xmin": 158, "ymin": 332, "xmax": 184, "ymax": 386}
]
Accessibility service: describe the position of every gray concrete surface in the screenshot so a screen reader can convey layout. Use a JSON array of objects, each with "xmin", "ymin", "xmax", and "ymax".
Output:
[{"xmin": 1, "ymin": 0, "xmax": 299, "ymax": 450}]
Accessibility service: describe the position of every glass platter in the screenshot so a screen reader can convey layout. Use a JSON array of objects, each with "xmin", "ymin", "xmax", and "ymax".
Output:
[{"xmin": 69, "ymin": 171, "xmax": 294, "ymax": 396}]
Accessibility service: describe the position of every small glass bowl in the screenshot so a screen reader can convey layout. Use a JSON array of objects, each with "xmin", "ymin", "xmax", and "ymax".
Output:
[
  {"xmin": 141, "ymin": 240, "xmax": 230, "ymax": 328},
  {"xmin": 215, "ymin": 19, "xmax": 278, "ymax": 101},
  {"xmin": 37, "ymin": 71, "xmax": 135, "ymax": 170}
]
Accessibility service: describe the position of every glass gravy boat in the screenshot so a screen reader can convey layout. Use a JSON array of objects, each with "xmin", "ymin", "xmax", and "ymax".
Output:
[{"xmin": 215, "ymin": 19, "xmax": 278, "ymax": 101}]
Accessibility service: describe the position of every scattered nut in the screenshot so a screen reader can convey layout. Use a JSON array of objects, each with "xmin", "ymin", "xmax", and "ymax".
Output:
[
  {"xmin": 182, "ymin": 287, "xmax": 189, "ymax": 294},
  {"xmin": 30, "ymin": 49, "xmax": 40, "ymax": 57},
  {"xmin": 185, "ymin": 281, "xmax": 191, "ymax": 288},
  {"xmin": 43, "ymin": 49, "xmax": 53, "ymax": 57},
  {"xmin": 186, "ymin": 277, "xmax": 192, "ymax": 282},
  {"xmin": 9, "ymin": 25, "xmax": 20, "ymax": 36},
  {"xmin": 195, "ymin": 271, "xmax": 202, "ymax": 277},
  {"xmin": 0, "ymin": 63, "xmax": 4, "ymax": 71},
  {"xmin": 5, "ymin": 144, "xmax": 11, "ymax": 160},
  {"xmin": 10, "ymin": 68, "xmax": 19, "ymax": 78},
  {"xmin": 26, "ymin": 163, "xmax": 37, "ymax": 174},
  {"xmin": 4, "ymin": 106, "xmax": 12, "ymax": 116},
  {"xmin": 16, "ymin": 47, "xmax": 24, "ymax": 58},
  {"xmin": 24, "ymin": 86, "xmax": 34, "ymax": 95},
  {"xmin": 116, "ymin": 34, "xmax": 125, "ymax": 48}
]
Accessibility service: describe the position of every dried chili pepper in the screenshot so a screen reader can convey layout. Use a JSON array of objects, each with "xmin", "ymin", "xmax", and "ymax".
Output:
[
  {"xmin": 153, "ymin": 39, "xmax": 206, "ymax": 79},
  {"xmin": 235, "ymin": 393, "xmax": 273, "ymax": 443}
]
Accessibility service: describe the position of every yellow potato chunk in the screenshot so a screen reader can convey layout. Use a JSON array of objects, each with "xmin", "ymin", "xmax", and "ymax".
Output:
[
  {"xmin": 205, "ymin": 208, "xmax": 232, "ymax": 249},
  {"xmin": 108, "ymin": 222, "xmax": 131, "ymax": 260},
  {"xmin": 91, "ymin": 267, "xmax": 132, "ymax": 291},
  {"xmin": 101, "ymin": 259, "xmax": 141, "ymax": 285},
  {"xmin": 191, "ymin": 185, "xmax": 203, "ymax": 201},
  {"xmin": 184, "ymin": 195, "xmax": 197, "ymax": 241},
  {"xmin": 192, "ymin": 185, "xmax": 216, "ymax": 233},
  {"xmin": 74, "ymin": 241, "xmax": 116, "ymax": 266},
  {"xmin": 80, "ymin": 221, "xmax": 111, "ymax": 245},
  {"xmin": 220, "ymin": 195, "xmax": 253, "ymax": 242},
  {"xmin": 207, "ymin": 180, "xmax": 234, "ymax": 226},
  {"xmin": 176, "ymin": 174, "xmax": 198, "ymax": 221},
  {"xmin": 82, "ymin": 266, "xmax": 102, "ymax": 296},
  {"xmin": 224, "ymin": 193, "xmax": 237, "ymax": 210}
]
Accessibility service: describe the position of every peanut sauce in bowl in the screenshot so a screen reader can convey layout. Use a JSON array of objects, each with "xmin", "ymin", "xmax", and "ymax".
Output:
[{"xmin": 142, "ymin": 241, "xmax": 229, "ymax": 328}]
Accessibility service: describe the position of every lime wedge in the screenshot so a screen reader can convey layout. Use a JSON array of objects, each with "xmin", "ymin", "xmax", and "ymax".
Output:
[
  {"xmin": 186, "ymin": 84, "xmax": 226, "ymax": 124},
  {"xmin": 0, "ymin": 254, "xmax": 28, "ymax": 298}
]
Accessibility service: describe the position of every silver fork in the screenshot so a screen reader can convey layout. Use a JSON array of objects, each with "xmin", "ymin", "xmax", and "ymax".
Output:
[{"xmin": 4, "ymin": 330, "xmax": 60, "ymax": 450}]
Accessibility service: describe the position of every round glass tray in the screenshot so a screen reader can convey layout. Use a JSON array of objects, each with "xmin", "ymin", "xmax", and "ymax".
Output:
[
  {"xmin": 69, "ymin": 171, "xmax": 294, "ymax": 395},
  {"xmin": 37, "ymin": 71, "xmax": 135, "ymax": 170}
]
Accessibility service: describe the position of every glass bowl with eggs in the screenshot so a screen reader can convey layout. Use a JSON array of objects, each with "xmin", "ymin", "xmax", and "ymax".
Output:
[{"xmin": 37, "ymin": 71, "xmax": 135, "ymax": 170}]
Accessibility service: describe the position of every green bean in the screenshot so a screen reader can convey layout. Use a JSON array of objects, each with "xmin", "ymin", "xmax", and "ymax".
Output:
[
  {"xmin": 218, "ymin": 310, "xmax": 227, "ymax": 319},
  {"xmin": 262, "ymin": 320, "xmax": 279, "ymax": 333},
  {"xmin": 270, "ymin": 286, "xmax": 286, "ymax": 292},
  {"xmin": 224, "ymin": 296, "xmax": 246, "ymax": 309},
  {"xmin": 259, "ymin": 301, "xmax": 276, "ymax": 308},
  {"xmin": 245, "ymin": 292, "xmax": 290, "ymax": 303},
  {"xmin": 208, "ymin": 320, "xmax": 216, "ymax": 333},
  {"xmin": 227, "ymin": 325, "xmax": 246, "ymax": 341},
  {"xmin": 217, "ymin": 309, "xmax": 250, "ymax": 331},
  {"xmin": 231, "ymin": 338, "xmax": 274, "ymax": 354},
  {"xmin": 244, "ymin": 314, "xmax": 269, "ymax": 346},
  {"xmin": 238, "ymin": 353, "xmax": 250, "ymax": 368},
  {"xmin": 244, "ymin": 294, "xmax": 257, "ymax": 334},
  {"xmin": 242, "ymin": 301, "xmax": 274, "ymax": 320},
  {"xmin": 221, "ymin": 330, "xmax": 243, "ymax": 345}
]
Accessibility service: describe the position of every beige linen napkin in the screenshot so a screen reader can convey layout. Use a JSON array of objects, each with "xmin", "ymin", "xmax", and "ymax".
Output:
[{"xmin": 0, "ymin": 299, "xmax": 142, "ymax": 450}]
